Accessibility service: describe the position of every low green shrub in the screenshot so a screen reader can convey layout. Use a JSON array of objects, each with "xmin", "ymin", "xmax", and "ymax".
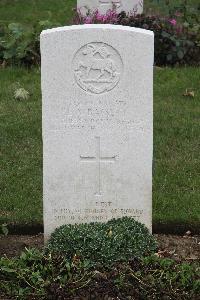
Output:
[
  {"xmin": 117, "ymin": 12, "xmax": 200, "ymax": 66},
  {"xmin": 0, "ymin": 20, "xmax": 60, "ymax": 66},
  {"xmin": 0, "ymin": 248, "xmax": 199, "ymax": 299},
  {"xmin": 74, "ymin": 5, "xmax": 200, "ymax": 66},
  {"xmin": 46, "ymin": 217, "xmax": 157, "ymax": 266}
]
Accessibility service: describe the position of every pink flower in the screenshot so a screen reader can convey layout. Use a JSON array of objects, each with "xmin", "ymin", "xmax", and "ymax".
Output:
[
  {"xmin": 84, "ymin": 16, "xmax": 93, "ymax": 24},
  {"xmin": 94, "ymin": 9, "xmax": 102, "ymax": 21},
  {"xmin": 169, "ymin": 19, "xmax": 177, "ymax": 26},
  {"xmin": 82, "ymin": 8, "xmax": 119, "ymax": 25},
  {"xmin": 96, "ymin": 14, "xmax": 102, "ymax": 21},
  {"xmin": 176, "ymin": 25, "xmax": 183, "ymax": 34},
  {"xmin": 175, "ymin": 11, "xmax": 182, "ymax": 17}
]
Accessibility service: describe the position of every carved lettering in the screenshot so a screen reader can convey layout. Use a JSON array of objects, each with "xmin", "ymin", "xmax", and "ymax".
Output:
[{"xmin": 53, "ymin": 207, "xmax": 144, "ymax": 224}]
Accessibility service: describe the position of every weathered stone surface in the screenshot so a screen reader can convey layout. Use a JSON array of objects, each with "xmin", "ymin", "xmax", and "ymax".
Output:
[
  {"xmin": 41, "ymin": 25, "xmax": 154, "ymax": 239},
  {"xmin": 77, "ymin": 0, "xmax": 143, "ymax": 15}
]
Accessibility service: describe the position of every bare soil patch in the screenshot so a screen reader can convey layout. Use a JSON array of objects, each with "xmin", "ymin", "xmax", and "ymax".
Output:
[
  {"xmin": 0, "ymin": 234, "xmax": 44, "ymax": 258},
  {"xmin": 0, "ymin": 233, "xmax": 199, "ymax": 261}
]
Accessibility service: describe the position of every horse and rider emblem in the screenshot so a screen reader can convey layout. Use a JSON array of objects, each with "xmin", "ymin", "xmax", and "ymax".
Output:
[{"xmin": 73, "ymin": 42, "xmax": 123, "ymax": 94}]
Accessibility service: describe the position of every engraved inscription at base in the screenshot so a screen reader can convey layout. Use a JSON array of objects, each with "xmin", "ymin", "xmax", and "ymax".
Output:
[{"xmin": 53, "ymin": 207, "xmax": 144, "ymax": 223}]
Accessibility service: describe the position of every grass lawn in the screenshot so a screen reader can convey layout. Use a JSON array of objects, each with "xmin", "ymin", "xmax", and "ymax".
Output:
[
  {"xmin": 0, "ymin": 68, "xmax": 42, "ymax": 224},
  {"xmin": 153, "ymin": 67, "xmax": 200, "ymax": 230},
  {"xmin": 0, "ymin": 67, "xmax": 199, "ymax": 229},
  {"xmin": 0, "ymin": 0, "xmax": 199, "ymax": 25}
]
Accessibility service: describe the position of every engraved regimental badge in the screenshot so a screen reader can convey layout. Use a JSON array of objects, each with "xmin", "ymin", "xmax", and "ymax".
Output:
[{"xmin": 73, "ymin": 42, "xmax": 123, "ymax": 94}]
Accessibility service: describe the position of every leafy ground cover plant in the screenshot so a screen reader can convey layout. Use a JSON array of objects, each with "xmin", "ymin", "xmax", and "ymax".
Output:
[
  {"xmin": 0, "ymin": 20, "xmax": 60, "ymax": 66},
  {"xmin": 47, "ymin": 217, "xmax": 157, "ymax": 267},
  {"xmin": 0, "ymin": 248, "xmax": 199, "ymax": 299}
]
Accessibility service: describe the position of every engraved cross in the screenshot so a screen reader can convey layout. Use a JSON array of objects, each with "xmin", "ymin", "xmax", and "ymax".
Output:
[{"xmin": 80, "ymin": 136, "xmax": 116, "ymax": 196}]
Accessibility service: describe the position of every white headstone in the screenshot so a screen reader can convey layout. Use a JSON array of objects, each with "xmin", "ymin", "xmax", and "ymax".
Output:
[
  {"xmin": 77, "ymin": 0, "xmax": 143, "ymax": 15},
  {"xmin": 41, "ymin": 24, "xmax": 154, "ymax": 240}
]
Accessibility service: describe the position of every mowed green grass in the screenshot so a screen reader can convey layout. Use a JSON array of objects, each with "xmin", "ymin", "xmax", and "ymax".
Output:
[
  {"xmin": 0, "ymin": 67, "xmax": 199, "ymax": 227},
  {"xmin": 0, "ymin": 0, "xmax": 199, "ymax": 25},
  {"xmin": 0, "ymin": 68, "xmax": 42, "ymax": 224},
  {"xmin": 153, "ymin": 68, "xmax": 200, "ymax": 228},
  {"xmin": 0, "ymin": 0, "xmax": 76, "ymax": 25}
]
